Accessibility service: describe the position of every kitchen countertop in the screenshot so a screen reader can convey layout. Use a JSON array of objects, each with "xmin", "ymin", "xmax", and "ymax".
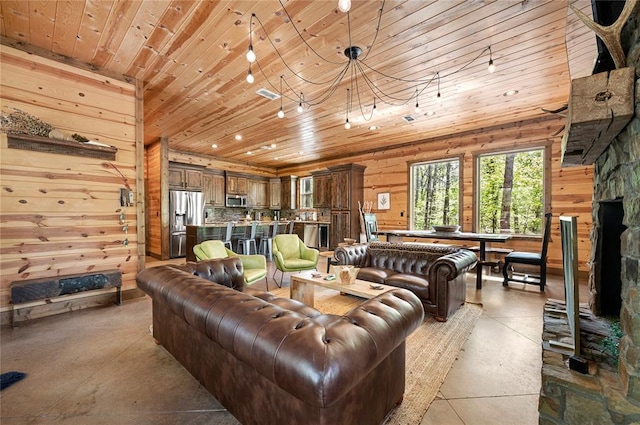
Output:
[{"xmin": 191, "ymin": 220, "xmax": 330, "ymax": 227}]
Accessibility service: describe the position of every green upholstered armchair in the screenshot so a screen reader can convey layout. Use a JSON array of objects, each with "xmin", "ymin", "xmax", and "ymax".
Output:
[
  {"xmin": 272, "ymin": 234, "xmax": 319, "ymax": 287},
  {"xmin": 193, "ymin": 240, "xmax": 268, "ymax": 288}
]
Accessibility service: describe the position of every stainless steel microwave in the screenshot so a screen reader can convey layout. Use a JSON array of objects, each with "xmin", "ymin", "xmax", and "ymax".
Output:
[{"xmin": 226, "ymin": 194, "xmax": 247, "ymax": 208}]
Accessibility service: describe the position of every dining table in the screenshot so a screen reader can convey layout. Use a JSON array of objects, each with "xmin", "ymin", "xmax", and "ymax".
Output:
[{"xmin": 373, "ymin": 229, "xmax": 512, "ymax": 289}]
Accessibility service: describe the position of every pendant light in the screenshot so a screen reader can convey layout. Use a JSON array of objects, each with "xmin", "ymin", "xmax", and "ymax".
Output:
[
  {"xmin": 344, "ymin": 88, "xmax": 351, "ymax": 129},
  {"xmin": 246, "ymin": 65, "xmax": 254, "ymax": 84},
  {"xmin": 487, "ymin": 46, "xmax": 496, "ymax": 73},
  {"xmin": 337, "ymin": 0, "xmax": 351, "ymax": 13},
  {"xmin": 297, "ymin": 92, "xmax": 304, "ymax": 113},
  {"xmin": 246, "ymin": 14, "xmax": 256, "ymax": 63},
  {"xmin": 277, "ymin": 76, "xmax": 285, "ymax": 118}
]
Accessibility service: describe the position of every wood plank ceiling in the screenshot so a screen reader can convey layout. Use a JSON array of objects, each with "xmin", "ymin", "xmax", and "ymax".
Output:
[{"xmin": 1, "ymin": 0, "xmax": 597, "ymax": 169}]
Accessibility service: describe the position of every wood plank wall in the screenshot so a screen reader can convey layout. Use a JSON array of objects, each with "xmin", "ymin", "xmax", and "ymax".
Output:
[
  {"xmin": 145, "ymin": 141, "xmax": 161, "ymax": 257},
  {"xmin": 0, "ymin": 46, "xmax": 138, "ymax": 311},
  {"xmin": 279, "ymin": 116, "xmax": 594, "ymax": 273}
]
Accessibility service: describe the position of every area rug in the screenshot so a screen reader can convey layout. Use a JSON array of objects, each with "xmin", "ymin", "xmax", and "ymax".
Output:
[{"xmin": 269, "ymin": 287, "xmax": 483, "ymax": 424}]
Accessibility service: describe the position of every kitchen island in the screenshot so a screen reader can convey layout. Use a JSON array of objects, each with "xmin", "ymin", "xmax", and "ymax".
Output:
[{"xmin": 186, "ymin": 220, "xmax": 330, "ymax": 262}]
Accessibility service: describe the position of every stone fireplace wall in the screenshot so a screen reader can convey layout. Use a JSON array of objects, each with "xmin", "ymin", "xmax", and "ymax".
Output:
[
  {"xmin": 539, "ymin": 9, "xmax": 639, "ymax": 425},
  {"xmin": 590, "ymin": 12, "xmax": 640, "ymax": 403}
]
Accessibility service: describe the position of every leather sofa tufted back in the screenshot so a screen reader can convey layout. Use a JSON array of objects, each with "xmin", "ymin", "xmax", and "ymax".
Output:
[
  {"xmin": 171, "ymin": 257, "xmax": 246, "ymax": 291},
  {"xmin": 337, "ymin": 242, "xmax": 462, "ymax": 274}
]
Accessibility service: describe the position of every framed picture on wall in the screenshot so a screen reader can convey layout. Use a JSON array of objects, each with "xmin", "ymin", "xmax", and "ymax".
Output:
[{"xmin": 377, "ymin": 192, "xmax": 390, "ymax": 210}]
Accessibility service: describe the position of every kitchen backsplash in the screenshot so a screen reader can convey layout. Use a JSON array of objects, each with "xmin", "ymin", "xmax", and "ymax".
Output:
[{"xmin": 204, "ymin": 207, "xmax": 330, "ymax": 223}]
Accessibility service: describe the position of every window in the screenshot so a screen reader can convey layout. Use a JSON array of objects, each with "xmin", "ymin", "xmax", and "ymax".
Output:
[
  {"xmin": 299, "ymin": 177, "xmax": 313, "ymax": 209},
  {"xmin": 477, "ymin": 148, "xmax": 545, "ymax": 235},
  {"xmin": 410, "ymin": 158, "xmax": 460, "ymax": 230}
]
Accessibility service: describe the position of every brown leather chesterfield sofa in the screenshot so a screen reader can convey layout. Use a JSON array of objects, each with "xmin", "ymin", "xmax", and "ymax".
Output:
[
  {"xmin": 334, "ymin": 242, "xmax": 477, "ymax": 321},
  {"xmin": 136, "ymin": 258, "xmax": 424, "ymax": 425}
]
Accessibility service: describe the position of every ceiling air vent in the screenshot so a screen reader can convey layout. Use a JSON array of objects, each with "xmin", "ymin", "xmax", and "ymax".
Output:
[
  {"xmin": 402, "ymin": 115, "xmax": 417, "ymax": 123},
  {"xmin": 256, "ymin": 88, "xmax": 280, "ymax": 100}
]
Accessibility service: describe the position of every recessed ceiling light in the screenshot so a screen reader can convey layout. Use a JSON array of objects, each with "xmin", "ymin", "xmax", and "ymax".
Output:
[
  {"xmin": 246, "ymin": 151, "xmax": 252, "ymax": 155},
  {"xmin": 503, "ymin": 90, "xmax": 519, "ymax": 96},
  {"xmin": 369, "ymin": 125, "xmax": 378, "ymax": 130},
  {"xmin": 235, "ymin": 134, "xmax": 242, "ymax": 140},
  {"xmin": 211, "ymin": 144, "xmax": 218, "ymax": 149},
  {"xmin": 270, "ymin": 143, "xmax": 276, "ymax": 148},
  {"xmin": 426, "ymin": 111, "xmax": 436, "ymax": 116},
  {"xmin": 274, "ymin": 157, "xmax": 279, "ymax": 160}
]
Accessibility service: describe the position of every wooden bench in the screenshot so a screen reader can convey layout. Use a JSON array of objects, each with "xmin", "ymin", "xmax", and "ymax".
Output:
[{"xmin": 11, "ymin": 270, "xmax": 122, "ymax": 326}]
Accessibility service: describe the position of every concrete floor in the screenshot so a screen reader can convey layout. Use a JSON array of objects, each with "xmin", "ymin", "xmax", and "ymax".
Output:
[{"xmin": 1, "ymin": 257, "xmax": 586, "ymax": 424}]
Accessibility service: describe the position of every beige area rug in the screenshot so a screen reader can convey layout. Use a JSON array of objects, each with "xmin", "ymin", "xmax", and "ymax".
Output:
[{"xmin": 269, "ymin": 286, "xmax": 483, "ymax": 424}]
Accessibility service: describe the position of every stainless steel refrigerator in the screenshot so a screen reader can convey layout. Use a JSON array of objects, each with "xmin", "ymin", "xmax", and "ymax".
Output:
[{"xmin": 170, "ymin": 190, "xmax": 204, "ymax": 258}]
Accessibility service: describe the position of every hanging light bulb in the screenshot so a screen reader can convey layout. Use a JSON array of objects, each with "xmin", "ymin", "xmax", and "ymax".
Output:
[
  {"xmin": 487, "ymin": 46, "xmax": 496, "ymax": 73},
  {"xmin": 297, "ymin": 92, "xmax": 304, "ymax": 113},
  {"xmin": 436, "ymin": 72, "xmax": 442, "ymax": 104},
  {"xmin": 372, "ymin": 97, "xmax": 377, "ymax": 115},
  {"xmin": 246, "ymin": 45, "xmax": 256, "ymax": 63},
  {"xmin": 246, "ymin": 66, "xmax": 254, "ymax": 84},
  {"xmin": 277, "ymin": 75, "xmax": 284, "ymax": 118},
  {"xmin": 414, "ymin": 89, "xmax": 420, "ymax": 113},
  {"xmin": 337, "ymin": 0, "xmax": 351, "ymax": 13},
  {"xmin": 344, "ymin": 88, "xmax": 351, "ymax": 129},
  {"xmin": 246, "ymin": 14, "xmax": 256, "ymax": 62}
]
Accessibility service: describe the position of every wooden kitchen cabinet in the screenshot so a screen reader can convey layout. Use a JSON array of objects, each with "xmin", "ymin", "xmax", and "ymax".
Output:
[
  {"xmin": 280, "ymin": 175, "xmax": 297, "ymax": 210},
  {"xmin": 327, "ymin": 164, "xmax": 365, "ymax": 249},
  {"xmin": 330, "ymin": 211, "xmax": 351, "ymax": 248},
  {"xmin": 203, "ymin": 172, "xmax": 225, "ymax": 206},
  {"xmin": 312, "ymin": 171, "xmax": 332, "ymax": 208},
  {"xmin": 248, "ymin": 178, "xmax": 268, "ymax": 208},
  {"xmin": 269, "ymin": 178, "xmax": 281, "ymax": 209},
  {"xmin": 169, "ymin": 164, "xmax": 203, "ymax": 190},
  {"xmin": 226, "ymin": 174, "xmax": 248, "ymax": 195},
  {"xmin": 212, "ymin": 175, "xmax": 225, "ymax": 206},
  {"xmin": 330, "ymin": 170, "xmax": 350, "ymax": 210}
]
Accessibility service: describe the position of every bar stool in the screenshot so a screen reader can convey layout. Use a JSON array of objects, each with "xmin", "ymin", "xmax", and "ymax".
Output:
[
  {"xmin": 259, "ymin": 222, "xmax": 278, "ymax": 261},
  {"xmin": 222, "ymin": 222, "xmax": 234, "ymax": 250},
  {"xmin": 237, "ymin": 222, "xmax": 258, "ymax": 254},
  {"xmin": 287, "ymin": 220, "xmax": 295, "ymax": 234}
]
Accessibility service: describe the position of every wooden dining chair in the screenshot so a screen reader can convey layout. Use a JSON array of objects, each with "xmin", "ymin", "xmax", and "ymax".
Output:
[{"xmin": 502, "ymin": 212, "xmax": 552, "ymax": 291}]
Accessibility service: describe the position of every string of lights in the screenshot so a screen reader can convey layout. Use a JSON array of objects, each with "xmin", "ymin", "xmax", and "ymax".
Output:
[{"xmin": 245, "ymin": 0, "xmax": 497, "ymax": 128}]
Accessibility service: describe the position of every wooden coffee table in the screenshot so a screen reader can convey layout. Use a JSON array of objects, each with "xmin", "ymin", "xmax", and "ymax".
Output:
[{"xmin": 290, "ymin": 271, "xmax": 394, "ymax": 308}]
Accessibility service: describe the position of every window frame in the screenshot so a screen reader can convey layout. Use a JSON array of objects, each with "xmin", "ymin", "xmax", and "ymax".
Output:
[
  {"xmin": 408, "ymin": 155, "xmax": 464, "ymax": 231},
  {"xmin": 472, "ymin": 143, "xmax": 551, "ymax": 237},
  {"xmin": 299, "ymin": 176, "xmax": 313, "ymax": 210}
]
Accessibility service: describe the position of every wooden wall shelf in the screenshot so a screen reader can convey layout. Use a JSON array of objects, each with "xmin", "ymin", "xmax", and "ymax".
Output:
[{"xmin": 7, "ymin": 133, "xmax": 117, "ymax": 160}]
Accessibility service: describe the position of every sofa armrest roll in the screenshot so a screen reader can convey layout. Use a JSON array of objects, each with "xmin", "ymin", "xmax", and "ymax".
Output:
[
  {"xmin": 429, "ymin": 249, "xmax": 478, "ymax": 282},
  {"xmin": 334, "ymin": 244, "xmax": 369, "ymax": 267}
]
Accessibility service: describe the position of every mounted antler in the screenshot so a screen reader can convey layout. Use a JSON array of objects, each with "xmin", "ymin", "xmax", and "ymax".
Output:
[
  {"xmin": 569, "ymin": 0, "xmax": 638, "ymax": 69},
  {"xmin": 542, "ymin": 104, "xmax": 568, "ymax": 135},
  {"xmin": 541, "ymin": 104, "xmax": 568, "ymax": 117}
]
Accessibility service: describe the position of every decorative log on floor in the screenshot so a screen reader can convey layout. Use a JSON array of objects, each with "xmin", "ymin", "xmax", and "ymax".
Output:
[
  {"xmin": 561, "ymin": 66, "xmax": 634, "ymax": 166},
  {"xmin": 11, "ymin": 270, "xmax": 122, "ymax": 326}
]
